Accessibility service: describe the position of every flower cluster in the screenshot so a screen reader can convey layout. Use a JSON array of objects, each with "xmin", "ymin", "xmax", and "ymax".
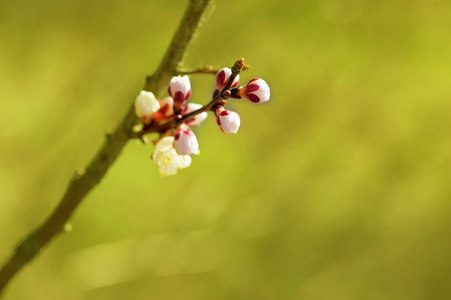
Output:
[{"xmin": 134, "ymin": 59, "xmax": 270, "ymax": 176}]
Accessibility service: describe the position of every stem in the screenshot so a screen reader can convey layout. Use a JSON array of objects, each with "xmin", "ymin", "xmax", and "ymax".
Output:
[
  {"xmin": 181, "ymin": 91, "xmax": 222, "ymax": 121},
  {"xmin": 176, "ymin": 65, "xmax": 215, "ymax": 75},
  {"xmin": 221, "ymin": 57, "xmax": 244, "ymax": 95},
  {"xmin": 0, "ymin": 0, "xmax": 214, "ymax": 296},
  {"xmin": 175, "ymin": 64, "xmax": 250, "ymax": 75},
  {"xmin": 181, "ymin": 58, "xmax": 245, "ymax": 122}
]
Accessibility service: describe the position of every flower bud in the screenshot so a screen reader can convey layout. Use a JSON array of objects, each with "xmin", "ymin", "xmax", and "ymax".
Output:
[
  {"xmin": 154, "ymin": 96, "xmax": 174, "ymax": 120},
  {"xmin": 151, "ymin": 136, "xmax": 191, "ymax": 176},
  {"xmin": 168, "ymin": 75, "xmax": 192, "ymax": 108},
  {"xmin": 174, "ymin": 124, "xmax": 199, "ymax": 155},
  {"xmin": 182, "ymin": 103, "xmax": 208, "ymax": 127},
  {"xmin": 216, "ymin": 108, "xmax": 241, "ymax": 134},
  {"xmin": 134, "ymin": 90, "xmax": 160, "ymax": 123},
  {"xmin": 216, "ymin": 67, "xmax": 240, "ymax": 91},
  {"xmin": 239, "ymin": 78, "xmax": 270, "ymax": 103}
]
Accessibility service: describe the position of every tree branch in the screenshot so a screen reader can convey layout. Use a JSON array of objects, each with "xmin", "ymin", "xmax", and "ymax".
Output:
[{"xmin": 0, "ymin": 0, "xmax": 215, "ymax": 295}]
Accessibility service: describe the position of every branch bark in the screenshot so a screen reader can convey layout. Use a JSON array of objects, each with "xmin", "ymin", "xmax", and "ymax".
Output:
[{"xmin": 0, "ymin": 0, "xmax": 215, "ymax": 295}]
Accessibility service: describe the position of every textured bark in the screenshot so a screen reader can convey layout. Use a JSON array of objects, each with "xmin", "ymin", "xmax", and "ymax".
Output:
[{"xmin": 0, "ymin": 0, "xmax": 214, "ymax": 295}]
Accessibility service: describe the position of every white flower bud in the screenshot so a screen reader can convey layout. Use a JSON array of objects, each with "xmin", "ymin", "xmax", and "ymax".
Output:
[
  {"xmin": 216, "ymin": 67, "xmax": 240, "ymax": 91},
  {"xmin": 151, "ymin": 136, "xmax": 191, "ymax": 176},
  {"xmin": 182, "ymin": 103, "xmax": 207, "ymax": 127},
  {"xmin": 168, "ymin": 75, "xmax": 192, "ymax": 108},
  {"xmin": 174, "ymin": 124, "xmax": 199, "ymax": 155},
  {"xmin": 216, "ymin": 108, "xmax": 241, "ymax": 134},
  {"xmin": 240, "ymin": 78, "xmax": 270, "ymax": 103},
  {"xmin": 134, "ymin": 90, "xmax": 160, "ymax": 123}
]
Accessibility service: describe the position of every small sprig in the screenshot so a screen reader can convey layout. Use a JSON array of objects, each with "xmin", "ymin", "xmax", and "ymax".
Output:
[
  {"xmin": 132, "ymin": 57, "xmax": 270, "ymax": 176},
  {"xmin": 176, "ymin": 63, "xmax": 251, "ymax": 75}
]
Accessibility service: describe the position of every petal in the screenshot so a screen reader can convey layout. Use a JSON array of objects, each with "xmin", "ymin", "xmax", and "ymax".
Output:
[
  {"xmin": 183, "ymin": 103, "xmax": 208, "ymax": 127},
  {"xmin": 134, "ymin": 91, "xmax": 160, "ymax": 119},
  {"xmin": 152, "ymin": 136, "xmax": 192, "ymax": 176}
]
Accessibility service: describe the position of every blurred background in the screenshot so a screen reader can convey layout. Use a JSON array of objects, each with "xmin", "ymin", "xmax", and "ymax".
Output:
[{"xmin": 1, "ymin": 0, "xmax": 451, "ymax": 299}]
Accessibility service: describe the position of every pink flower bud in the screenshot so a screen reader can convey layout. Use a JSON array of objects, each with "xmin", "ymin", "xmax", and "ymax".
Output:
[
  {"xmin": 182, "ymin": 103, "xmax": 208, "ymax": 127},
  {"xmin": 134, "ymin": 90, "xmax": 160, "ymax": 124},
  {"xmin": 154, "ymin": 96, "xmax": 174, "ymax": 120},
  {"xmin": 239, "ymin": 78, "xmax": 270, "ymax": 103},
  {"xmin": 168, "ymin": 75, "xmax": 192, "ymax": 108},
  {"xmin": 216, "ymin": 67, "xmax": 240, "ymax": 91},
  {"xmin": 216, "ymin": 108, "xmax": 241, "ymax": 134},
  {"xmin": 174, "ymin": 124, "xmax": 199, "ymax": 155}
]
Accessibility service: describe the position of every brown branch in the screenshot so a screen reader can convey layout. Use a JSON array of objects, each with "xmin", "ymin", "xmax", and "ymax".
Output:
[
  {"xmin": 175, "ymin": 63, "xmax": 251, "ymax": 75},
  {"xmin": 0, "ymin": 0, "xmax": 215, "ymax": 296},
  {"xmin": 176, "ymin": 65, "xmax": 215, "ymax": 75}
]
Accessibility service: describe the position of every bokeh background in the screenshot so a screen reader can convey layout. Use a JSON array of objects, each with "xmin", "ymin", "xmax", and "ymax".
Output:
[{"xmin": 1, "ymin": 0, "xmax": 451, "ymax": 299}]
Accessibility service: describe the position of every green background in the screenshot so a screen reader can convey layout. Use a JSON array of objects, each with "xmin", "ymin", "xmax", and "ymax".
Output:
[{"xmin": 1, "ymin": 0, "xmax": 451, "ymax": 299}]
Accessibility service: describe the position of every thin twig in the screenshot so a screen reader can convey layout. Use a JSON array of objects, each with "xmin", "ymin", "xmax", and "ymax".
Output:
[
  {"xmin": 176, "ymin": 63, "xmax": 251, "ymax": 75},
  {"xmin": 176, "ymin": 65, "xmax": 215, "ymax": 75},
  {"xmin": 0, "ymin": 0, "xmax": 215, "ymax": 296}
]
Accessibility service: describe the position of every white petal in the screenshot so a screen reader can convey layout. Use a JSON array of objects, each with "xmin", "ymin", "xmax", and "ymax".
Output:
[
  {"xmin": 174, "ymin": 125, "xmax": 199, "ymax": 155},
  {"xmin": 152, "ymin": 136, "xmax": 192, "ymax": 176},
  {"xmin": 183, "ymin": 103, "xmax": 208, "ymax": 127},
  {"xmin": 169, "ymin": 75, "xmax": 191, "ymax": 96},
  {"xmin": 250, "ymin": 78, "xmax": 270, "ymax": 103},
  {"xmin": 218, "ymin": 110, "xmax": 241, "ymax": 134},
  {"xmin": 135, "ymin": 91, "xmax": 160, "ymax": 120}
]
